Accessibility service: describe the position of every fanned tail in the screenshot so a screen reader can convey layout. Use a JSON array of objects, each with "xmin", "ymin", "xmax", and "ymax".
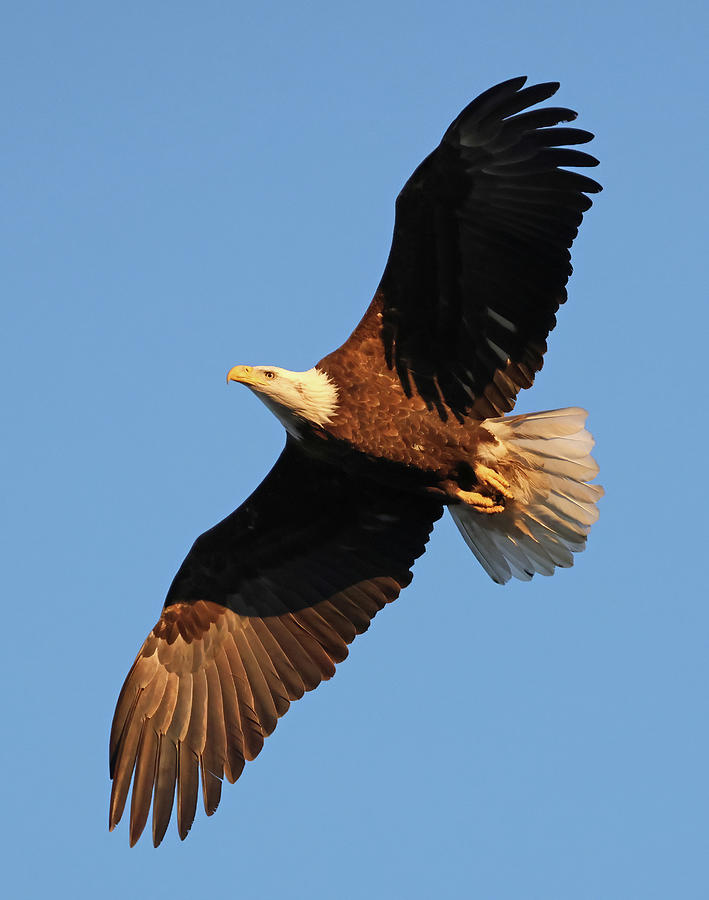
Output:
[{"xmin": 450, "ymin": 408, "xmax": 603, "ymax": 584}]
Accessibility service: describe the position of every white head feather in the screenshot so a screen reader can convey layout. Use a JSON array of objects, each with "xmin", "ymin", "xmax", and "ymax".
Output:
[{"xmin": 227, "ymin": 364, "xmax": 339, "ymax": 436}]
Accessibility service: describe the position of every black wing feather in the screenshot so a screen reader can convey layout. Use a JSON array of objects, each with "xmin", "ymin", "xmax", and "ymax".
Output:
[{"xmin": 334, "ymin": 77, "xmax": 601, "ymax": 418}]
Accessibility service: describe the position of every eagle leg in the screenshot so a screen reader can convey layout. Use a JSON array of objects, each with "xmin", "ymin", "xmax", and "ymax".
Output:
[{"xmin": 474, "ymin": 464, "xmax": 514, "ymax": 500}]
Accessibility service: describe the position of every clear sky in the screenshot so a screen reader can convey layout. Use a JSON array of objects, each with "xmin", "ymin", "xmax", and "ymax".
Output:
[{"xmin": 3, "ymin": 1, "xmax": 707, "ymax": 898}]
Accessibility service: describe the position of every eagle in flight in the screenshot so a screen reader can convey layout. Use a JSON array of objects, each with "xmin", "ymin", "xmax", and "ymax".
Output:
[{"xmin": 110, "ymin": 77, "xmax": 603, "ymax": 846}]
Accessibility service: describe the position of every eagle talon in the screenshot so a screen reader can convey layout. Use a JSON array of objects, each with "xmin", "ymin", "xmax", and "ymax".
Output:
[
  {"xmin": 474, "ymin": 464, "xmax": 514, "ymax": 500},
  {"xmin": 474, "ymin": 503, "xmax": 506, "ymax": 514},
  {"xmin": 453, "ymin": 489, "xmax": 506, "ymax": 515}
]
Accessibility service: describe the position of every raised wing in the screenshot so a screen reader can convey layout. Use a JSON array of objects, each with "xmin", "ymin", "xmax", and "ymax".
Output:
[
  {"xmin": 327, "ymin": 77, "xmax": 601, "ymax": 419},
  {"xmin": 109, "ymin": 441, "xmax": 442, "ymax": 846}
]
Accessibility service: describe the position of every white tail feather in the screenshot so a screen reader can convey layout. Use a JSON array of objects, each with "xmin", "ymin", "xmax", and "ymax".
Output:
[{"xmin": 450, "ymin": 408, "xmax": 603, "ymax": 584}]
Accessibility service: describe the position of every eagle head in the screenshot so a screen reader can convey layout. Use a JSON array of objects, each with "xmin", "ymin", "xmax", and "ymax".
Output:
[{"xmin": 226, "ymin": 364, "xmax": 339, "ymax": 432}]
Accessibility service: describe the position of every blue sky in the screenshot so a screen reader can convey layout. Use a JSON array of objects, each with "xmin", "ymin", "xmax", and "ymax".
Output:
[{"xmin": 3, "ymin": 1, "xmax": 707, "ymax": 897}]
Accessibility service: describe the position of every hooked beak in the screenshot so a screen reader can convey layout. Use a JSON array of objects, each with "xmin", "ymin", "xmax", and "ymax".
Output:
[{"xmin": 226, "ymin": 364, "xmax": 255, "ymax": 386}]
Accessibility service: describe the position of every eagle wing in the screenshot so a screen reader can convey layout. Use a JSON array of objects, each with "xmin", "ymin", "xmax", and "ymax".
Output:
[
  {"xmin": 109, "ymin": 441, "xmax": 442, "ymax": 846},
  {"xmin": 325, "ymin": 77, "xmax": 601, "ymax": 419}
]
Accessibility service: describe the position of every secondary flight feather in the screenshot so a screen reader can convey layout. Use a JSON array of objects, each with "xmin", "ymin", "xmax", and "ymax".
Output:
[{"xmin": 110, "ymin": 77, "xmax": 603, "ymax": 846}]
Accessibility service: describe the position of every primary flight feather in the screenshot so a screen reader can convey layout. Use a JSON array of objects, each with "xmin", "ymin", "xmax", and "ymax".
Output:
[{"xmin": 110, "ymin": 77, "xmax": 603, "ymax": 846}]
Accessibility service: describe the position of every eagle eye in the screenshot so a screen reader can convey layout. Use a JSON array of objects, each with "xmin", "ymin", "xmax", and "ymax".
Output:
[{"xmin": 264, "ymin": 370, "xmax": 276, "ymax": 379}]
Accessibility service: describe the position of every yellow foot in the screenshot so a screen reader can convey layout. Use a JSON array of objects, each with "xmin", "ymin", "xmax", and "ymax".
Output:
[
  {"xmin": 474, "ymin": 464, "xmax": 514, "ymax": 500},
  {"xmin": 454, "ymin": 489, "xmax": 505, "ymax": 514}
]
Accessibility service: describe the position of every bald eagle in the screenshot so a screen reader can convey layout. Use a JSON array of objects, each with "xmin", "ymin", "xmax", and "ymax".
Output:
[{"xmin": 110, "ymin": 77, "xmax": 603, "ymax": 846}]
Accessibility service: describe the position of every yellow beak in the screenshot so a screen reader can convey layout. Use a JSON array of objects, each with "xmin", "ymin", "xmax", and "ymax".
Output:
[{"xmin": 226, "ymin": 364, "xmax": 255, "ymax": 385}]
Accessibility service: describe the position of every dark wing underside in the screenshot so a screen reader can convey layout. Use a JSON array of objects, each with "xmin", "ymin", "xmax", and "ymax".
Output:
[
  {"xmin": 327, "ymin": 76, "xmax": 601, "ymax": 419},
  {"xmin": 109, "ymin": 441, "xmax": 442, "ymax": 846}
]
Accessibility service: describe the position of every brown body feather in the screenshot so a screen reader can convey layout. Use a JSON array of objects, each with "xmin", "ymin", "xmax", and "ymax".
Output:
[{"xmin": 317, "ymin": 303, "xmax": 496, "ymax": 495}]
